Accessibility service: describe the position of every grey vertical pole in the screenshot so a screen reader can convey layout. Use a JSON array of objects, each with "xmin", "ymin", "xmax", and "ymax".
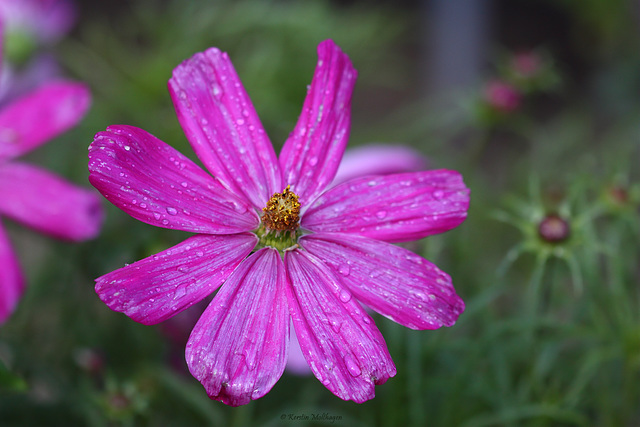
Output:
[{"xmin": 423, "ymin": 0, "xmax": 492, "ymax": 104}]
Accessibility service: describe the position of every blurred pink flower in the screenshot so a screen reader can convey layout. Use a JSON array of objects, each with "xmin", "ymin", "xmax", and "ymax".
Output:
[
  {"xmin": 331, "ymin": 144, "xmax": 428, "ymax": 186},
  {"xmin": 89, "ymin": 40, "xmax": 469, "ymax": 406},
  {"xmin": 0, "ymin": 81, "xmax": 104, "ymax": 323},
  {"xmin": 0, "ymin": 0, "xmax": 76, "ymax": 103},
  {"xmin": 0, "ymin": 0, "xmax": 75, "ymax": 43},
  {"xmin": 483, "ymin": 79, "xmax": 522, "ymax": 113},
  {"xmin": 511, "ymin": 51, "xmax": 542, "ymax": 79}
]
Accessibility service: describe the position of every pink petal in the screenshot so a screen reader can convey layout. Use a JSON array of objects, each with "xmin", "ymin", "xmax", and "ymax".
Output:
[
  {"xmin": 331, "ymin": 144, "xmax": 428, "ymax": 187},
  {"xmin": 284, "ymin": 248, "xmax": 396, "ymax": 403},
  {"xmin": 0, "ymin": 220, "xmax": 24, "ymax": 324},
  {"xmin": 169, "ymin": 48, "xmax": 281, "ymax": 210},
  {"xmin": 300, "ymin": 233, "xmax": 464, "ymax": 330},
  {"xmin": 302, "ymin": 170, "xmax": 469, "ymax": 243},
  {"xmin": 186, "ymin": 248, "xmax": 289, "ymax": 406},
  {"xmin": 95, "ymin": 233, "xmax": 257, "ymax": 325},
  {"xmin": 279, "ymin": 40, "xmax": 357, "ymax": 206},
  {"xmin": 0, "ymin": 161, "xmax": 103, "ymax": 241},
  {"xmin": 0, "ymin": 81, "xmax": 90, "ymax": 160},
  {"xmin": 89, "ymin": 125, "xmax": 259, "ymax": 234}
]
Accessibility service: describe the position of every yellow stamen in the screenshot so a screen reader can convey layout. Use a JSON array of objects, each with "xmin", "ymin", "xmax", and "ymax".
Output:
[{"xmin": 262, "ymin": 185, "xmax": 301, "ymax": 231}]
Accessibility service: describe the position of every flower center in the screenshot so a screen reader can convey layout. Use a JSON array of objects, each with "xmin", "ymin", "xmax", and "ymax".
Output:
[
  {"xmin": 261, "ymin": 185, "xmax": 300, "ymax": 231},
  {"xmin": 256, "ymin": 185, "xmax": 301, "ymax": 252}
]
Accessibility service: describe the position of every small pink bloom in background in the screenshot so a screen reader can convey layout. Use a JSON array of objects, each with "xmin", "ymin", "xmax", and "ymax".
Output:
[
  {"xmin": 0, "ymin": 0, "xmax": 76, "ymax": 103},
  {"xmin": 0, "ymin": 53, "xmax": 103, "ymax": 323},
  {"xmin": 89, "ymin": 40, "xmax": 469, "ymax": 406},
  {"xmin": 483, "ymin": 79, "xmax": 522, "ymax": 113},
  {"xmin": 0, "ymin": 0, "xmax": 75, "ymax": 43},
  {"xmin": 510, "ymin": 51, "xmax": 542, "ymax": 79}
]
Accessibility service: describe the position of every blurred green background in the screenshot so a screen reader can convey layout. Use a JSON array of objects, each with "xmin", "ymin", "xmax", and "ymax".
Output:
[{"xmin": 1, "ymin": 0, "xmax": 639, "ymax": 425}]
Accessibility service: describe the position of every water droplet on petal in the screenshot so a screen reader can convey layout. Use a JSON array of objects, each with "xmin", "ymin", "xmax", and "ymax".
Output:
[
  {"xmin": 344, "ymin": 354, "xmax": 361, "ymax": 377},
  {"xmin": 166, "ymin": 207, "xmax": 178, "ymax": 215},
  {"xmin": 339, "ymin": 289, "xmax": 351, "ymax": 303},
  {"xmin": 153, "ymin": 212, "xmax": 161, "ymax": 220},
  {"xmin": 376, "ymin": 210, "xmax": 387, "ymax": 219},
  {"xmin": 338, "ymin": 264, "xmax": 350, "ymax": 276},
  {"xmin": 173, "ymin": 285, "xmax": 187, "ymax": 300},
  {"xmin": 433, "ymin": 190, "xmax": 444, "ymax": 199}
]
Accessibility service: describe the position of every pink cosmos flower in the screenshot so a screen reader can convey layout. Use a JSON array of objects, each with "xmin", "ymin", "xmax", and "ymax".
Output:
[
  {"xmin": 0, "ymin": 0, "xmax": 75, "ymax": 44},
  {"xmin": 0, "ymin": 0, "xmax": 76, "ymax": 104},
  {"xmin": 483, "ymin": 79, "xmax": 522, "ymax": 113},
  {"xmin": 0, "ymin": 79, "xmax": 104, "ymax": 323},
  {"xmin": 89, "ymin": 40, "xmax": 469, "ymax": 406}
]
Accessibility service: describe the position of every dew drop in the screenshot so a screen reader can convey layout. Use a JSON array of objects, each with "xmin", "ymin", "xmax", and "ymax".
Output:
[
  {"xmin": 236, "ymin": 118, "xmax": 245, "ymax": 126},
  {"xmin": 338, "ymin": 264, "xmax": 350, "ymax": 276},
  {"xmin": 433, "ymin": 190, "xmax": 444, "ymax": 199},
  {"xmin": 153, "ymin": 212, "xmax": 161, "ymax": 220},
  {"xmin": 414, "ymin": 291, "xmax": 427, "ymax": 301},
  {"xmin": 344, "ymin": 354, "xmax": 361, "ymax": 377},
  {"xmin": 173, "ymin": 285, "xmax": 187, "ymax": 300},
  {"xmin": 376, "ymin": 210, "xmax": 387, "ymax": 219},
  {"xmin": 123, "ymin": 145, "xmax": 131, "ymax": 151},
  {"xmin": 339, "ymin": 289, "xmax": 351, "ymax": 303},
  {"xmin": 196, "ymin": 251, "xmax": 204, "ymax": 257},
  {"xmin": 166, "ymin": 207, "xmax": 178, "ymax": 215},
  {"xmin": 308, "ymin": 156, "xmax": 318, "ymax": 166}
]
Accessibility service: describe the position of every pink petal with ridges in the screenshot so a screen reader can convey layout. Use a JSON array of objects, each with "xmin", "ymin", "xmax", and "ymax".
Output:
[
  {"xmin": 89, "ymin": 125, "xmax": 259, "ymax": 234},
  {"xmin": 301, "ymin": 233, "xmax": 464, "ymax": 330},
  {"xmin": 279, "ymin": 40, "xmax": 357, "ymax": 207},
  {"xmin": 0, "ymin": 81, "xmax": 90, "ymax": 160},
  {"xmin": 285, "ymin": 249, "xmax": 396, "ymax": 403},
  {"xmin": 0, "ymin": 220, "xmax": 24, "ymax": 324},
  {"xmin": 186, "ymin": 248, "xmax": 289, "ymax": 406},
  {"xmin": 302, "ymin": 170, "xmax": 469, "ymax": 243},
  {"xmin": 0, "ymin": 161, "xmax": 103, "ymax": 241},
  {"xmin": 169, "ymin": 48, "xmax": 281, "ymax": 209},
  {"xmin": 95, "ymin": 233, "xmax": 257, "ymax": 325}
]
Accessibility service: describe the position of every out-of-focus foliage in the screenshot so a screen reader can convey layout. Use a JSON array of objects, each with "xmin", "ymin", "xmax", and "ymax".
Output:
[{"xmin": 0, "ymin": 0, "xmax": 639, "ymax": 426}]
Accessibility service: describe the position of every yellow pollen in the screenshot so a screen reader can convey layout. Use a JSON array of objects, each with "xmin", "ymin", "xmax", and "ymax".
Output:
[{"xmin": 262, "ymin": 185, "xmax": 301, "ymax": 231}]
